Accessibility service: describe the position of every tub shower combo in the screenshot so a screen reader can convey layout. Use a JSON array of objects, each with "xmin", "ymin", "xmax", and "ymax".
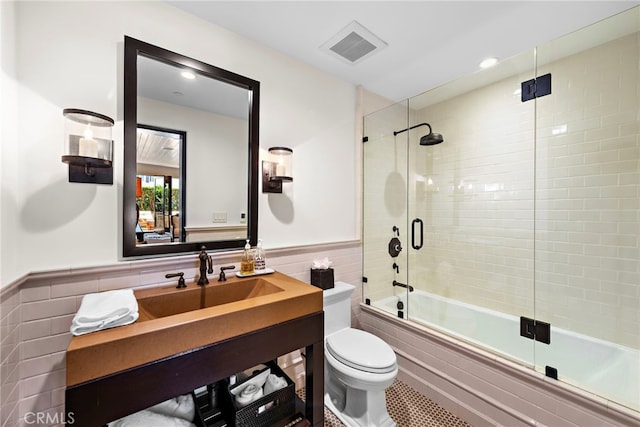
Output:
[{"xmin": 362, "ymin": 6, "xmax": 639, "ymax": 420}]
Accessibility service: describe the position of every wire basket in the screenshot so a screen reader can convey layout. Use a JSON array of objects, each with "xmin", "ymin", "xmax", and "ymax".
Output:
[{"xmin": 219, "ymin": 361, "xmax": 295, "ymax": 427}]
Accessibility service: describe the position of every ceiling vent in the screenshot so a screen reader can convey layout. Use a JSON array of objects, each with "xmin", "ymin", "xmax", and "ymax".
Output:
[{"xmin": 321, "ymin": 21, "xmax": 387, "ymax": 65}]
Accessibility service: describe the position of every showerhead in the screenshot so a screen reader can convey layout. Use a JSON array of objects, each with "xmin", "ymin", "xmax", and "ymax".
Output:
[
  {"xmin": 393, "ymin": 122, "xmax": 444, "ymax": 146},
  {"xmin": 420, "ymin": 132, "xmax": 444, "ymax": 146}
]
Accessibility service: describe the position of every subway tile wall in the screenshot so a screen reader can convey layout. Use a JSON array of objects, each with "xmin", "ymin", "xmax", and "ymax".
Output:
[
  {"xmin": 533, "ymin": 33, "xmax": 639, "ymax": 347},
  {"xmin": 1, "ymin": 286, "xmax": 21, "ymax": 427},
  {"xmin": 0, "ymin": 241, "xmax": 361, "ymax": 427},
  {"xmin": 359, "ymin": 305, "xmax": 640, "ymax": 427},
  {"xmin": 364, "ymin": 31, "xmax": 639, "ymax": 349}
]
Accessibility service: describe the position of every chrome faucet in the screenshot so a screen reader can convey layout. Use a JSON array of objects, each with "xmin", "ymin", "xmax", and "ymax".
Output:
[{"xmin": 197, "ymin": 246, "xmax": 213, "ymax": 285}]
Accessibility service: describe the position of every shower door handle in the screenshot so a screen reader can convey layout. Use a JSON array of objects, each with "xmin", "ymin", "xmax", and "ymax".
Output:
[{"xmin": 411, "ymin": 218, "xmax": 423, "ymax": 250}]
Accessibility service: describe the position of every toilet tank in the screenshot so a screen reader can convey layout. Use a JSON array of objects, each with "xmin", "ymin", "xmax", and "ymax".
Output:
[{"xmin": 323, "ymin": 282, "xmax": 355, "ymax": 336}]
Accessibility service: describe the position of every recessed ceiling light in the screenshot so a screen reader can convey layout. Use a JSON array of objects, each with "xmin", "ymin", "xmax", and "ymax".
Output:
[
  {"xmin": 181, "ymin": 70, "xmax": 196, "ymax": 80},
  {"xmin": 479, "ymin": 57, "xmax": 499, "ymax": 69}
]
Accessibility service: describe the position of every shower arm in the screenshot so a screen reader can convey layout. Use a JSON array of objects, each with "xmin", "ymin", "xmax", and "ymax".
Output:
[{"xmin": 393, "ymin": 122, "xmax": 433, "ymax": 136}]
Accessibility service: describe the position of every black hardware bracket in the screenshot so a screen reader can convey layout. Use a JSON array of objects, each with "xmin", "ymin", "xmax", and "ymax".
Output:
[
  {"xmin": 521, "ymin": 73, "xmax": 552, "ymax": 102},
  {"xmin": 363, "ymin": 277, "xmax": 370, "ymax": 305},
  {"xmin": 545, "ymin": 366, "xmax": 558, "ymax": 380},
  {"xmin": 520, "ymin": 316, "xmax": 551, "ymax": 344}
]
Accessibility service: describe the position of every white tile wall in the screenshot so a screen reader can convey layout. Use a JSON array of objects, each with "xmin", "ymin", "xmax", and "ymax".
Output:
[{"xmin": 0, "ymin": 241, "xmax": 361, "ymax": 426}]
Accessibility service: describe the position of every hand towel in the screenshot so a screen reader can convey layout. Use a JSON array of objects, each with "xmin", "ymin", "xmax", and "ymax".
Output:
[
  {"xmin": 148, "ymin": 394, "xmax": 195, "ymax": 422},
  {"xmin": 263, "ymin": 373, "xmax": 288, "ymax": 395},
  {"xmin": 235, "ymin": 383, "xmax": 264, "ymax": 407},
  {"xmin": 71, "ymin": 289, "xmax": 139, "ymax": 336},
  {"xmin": 107, "ymin": 409, "xmax": 195, "ymax": 427}
]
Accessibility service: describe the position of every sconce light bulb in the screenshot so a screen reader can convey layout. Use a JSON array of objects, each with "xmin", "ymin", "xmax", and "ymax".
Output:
[{"xmin": 84, "ymin": 124, "xmax": 93, "ymax": 139}]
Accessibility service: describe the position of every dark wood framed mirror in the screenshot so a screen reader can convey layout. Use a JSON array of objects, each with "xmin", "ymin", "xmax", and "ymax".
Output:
[{"xmin": 123, "ymin": 36, "xmax": 259, "ymax": 257}]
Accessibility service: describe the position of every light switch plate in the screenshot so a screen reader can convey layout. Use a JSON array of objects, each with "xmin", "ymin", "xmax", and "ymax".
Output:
[{"xmin": 212, "ymin": 212, "xmax": 227, "ymax": 223}]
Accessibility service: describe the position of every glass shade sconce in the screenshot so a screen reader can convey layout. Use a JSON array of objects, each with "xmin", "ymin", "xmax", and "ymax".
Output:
[
  {"xmin": 262, "ymin": 146, "xmax": 293, "ymax": 193},
  {"xmin": 61, "ymin": 108, "xmax": 114, "ymax": 184}
]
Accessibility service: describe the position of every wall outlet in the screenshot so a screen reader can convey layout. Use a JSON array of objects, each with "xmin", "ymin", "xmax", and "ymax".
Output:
[{"xmin": 212, "ymin": 212, "xmax": 227, "ymax": 223}]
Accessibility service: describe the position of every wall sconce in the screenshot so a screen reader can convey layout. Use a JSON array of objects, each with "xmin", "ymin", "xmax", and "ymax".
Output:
[
  {"xmin": 61, "ymin": 108, "xmax": 114, "ymax": 184},
  {"xmin": 136, "ymin": 177, "xmax": 142, "ymax": 198},
  {"xmin": 262, "ymin": 147, "xmax": 293, "ymax": 193}
]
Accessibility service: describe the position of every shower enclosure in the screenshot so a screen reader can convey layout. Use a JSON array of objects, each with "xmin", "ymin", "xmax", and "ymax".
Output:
[{"xmin": 363, "ymin": 7, "xmax": 639, "ymax": 412}]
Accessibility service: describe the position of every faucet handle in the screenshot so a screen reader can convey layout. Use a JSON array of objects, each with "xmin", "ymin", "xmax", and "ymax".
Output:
[
  {"xmin": 218, "ymin": 265, "xmax": 236, "ymax": 282},
  {"xmin": 165, "ymin": 272, "xmax": 186, "ymax": 289}
]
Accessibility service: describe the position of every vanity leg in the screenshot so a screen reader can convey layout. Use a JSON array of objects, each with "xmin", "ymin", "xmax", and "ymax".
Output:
[{"xmin": 305, "ymin": 340, "xmax": 324, "ymax": 426}]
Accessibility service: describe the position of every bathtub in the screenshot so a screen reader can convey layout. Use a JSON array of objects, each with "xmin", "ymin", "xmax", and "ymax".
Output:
[{"xmin": 374, "ymin": 290, "xmax": 640, "ymax": 411}]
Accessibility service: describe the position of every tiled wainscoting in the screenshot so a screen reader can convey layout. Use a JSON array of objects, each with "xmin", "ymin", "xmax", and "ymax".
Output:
[
  {"xmin": 0, "ymin": 241, "xmax": 361, "ymax": 427},
  {"xmin": 359, "ymin": 305, "xmax": 640, "ymax": 427}
]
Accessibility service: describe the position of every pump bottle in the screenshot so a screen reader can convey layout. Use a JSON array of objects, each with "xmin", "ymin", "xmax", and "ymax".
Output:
[
  {"xmin": 240, "ymin": 239, "xmax": 255, "ymax": 275},
  {"xmin": 254, "ymin": 239, "xmax": 266, "ymax": 271}
]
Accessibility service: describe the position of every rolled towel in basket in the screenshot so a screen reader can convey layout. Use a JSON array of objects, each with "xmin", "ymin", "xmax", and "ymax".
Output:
[
  {"xmin": 235, "ymin": 383, "xmax": 264, "ymax": 407},
  {"xmin": 263, "ymin": 373, "xmax": 288, "ymax": 395},
  {"xmin": 71, "ymin": 289, "xmax": 139, "ymax": 336}
]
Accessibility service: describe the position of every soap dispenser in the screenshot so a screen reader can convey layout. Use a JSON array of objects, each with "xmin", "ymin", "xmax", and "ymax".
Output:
[
  {"xmin": 240, "ymin": 239, "xmax": 255, "ymax": 275},
  {"xmin": 254, "ymin": 239, "xmax": 266, "ymax": 271}
]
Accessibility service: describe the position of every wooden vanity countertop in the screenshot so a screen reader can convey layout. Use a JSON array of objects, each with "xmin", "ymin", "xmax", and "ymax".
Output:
[{"xmin": 66, "ymin": 271, "xmax": 322, "ymax": 386}]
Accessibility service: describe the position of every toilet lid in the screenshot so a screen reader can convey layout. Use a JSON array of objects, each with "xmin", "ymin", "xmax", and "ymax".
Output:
[{"xmin": 326, "ymin": 329, "xmax": 396, "ymax": 374}]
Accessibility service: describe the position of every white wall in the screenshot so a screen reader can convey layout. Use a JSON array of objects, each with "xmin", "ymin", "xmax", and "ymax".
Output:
[
  {"xmin": 3, "ymin": 1, "xmax": 357, "ymax": 286},
  {"xmin": 1, "ymin": 1, "xmax": 20, "ymax": 286}
]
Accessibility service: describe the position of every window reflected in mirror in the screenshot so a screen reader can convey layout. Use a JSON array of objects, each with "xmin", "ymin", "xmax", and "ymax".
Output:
[{"xmin": 135, "ymin": 126, "xmax": 185, "ymax": 245}]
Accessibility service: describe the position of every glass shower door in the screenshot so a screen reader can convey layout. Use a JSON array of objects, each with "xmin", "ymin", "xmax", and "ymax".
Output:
[
  {"xmin": 403, "ymin": 49, "xmax": 538, "ymax": 363},
  {"xmin": 533, "ymin": 7, "xmax": 640, "ymax": 411},
  {"xmin": 362, "ymin": 100, "xmax": 411, "ymax": 316}
]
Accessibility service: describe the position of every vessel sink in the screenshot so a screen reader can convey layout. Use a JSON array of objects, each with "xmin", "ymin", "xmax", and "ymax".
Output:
[
  {"xmin": 136, "ymin": 278, "xmax": 283, "ymax": 320},
  {"xmin": 66, "ymin": 271, "xmax": 322, "ymax": 386}
]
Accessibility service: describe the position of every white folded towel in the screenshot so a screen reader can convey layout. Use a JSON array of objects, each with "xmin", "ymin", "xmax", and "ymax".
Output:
[
  {"xmin": 107, "ymin": 409, "xmax": 195, "ymax": 427},
  {"xmin": 229, "ymin": 368, "xmax": 270, "ymax": 396},
  {"xmin": 148, "ymin": 394, "xmax": 195, "ymax": 422},
  {"xmin": 71, "ymin": 289, "xmax": 139, "ymax": 336},
  {"xmin": 263, "ymin": 373, "xmax": 288, "ymax": 395},
  {"xmin": 235, "ymin": 383, "xmax": 264, "ymax": 407}
]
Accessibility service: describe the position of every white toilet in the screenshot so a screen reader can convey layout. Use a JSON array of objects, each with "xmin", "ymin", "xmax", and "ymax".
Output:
[{"xmin": 323, "ymin": 282, "xmax": 397, "ymax": 427}]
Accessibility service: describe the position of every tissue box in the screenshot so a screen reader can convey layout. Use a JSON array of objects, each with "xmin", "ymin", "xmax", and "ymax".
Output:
[{"xmin": 310, "ymin": 268, "xmax": 334, "ymax": 290}]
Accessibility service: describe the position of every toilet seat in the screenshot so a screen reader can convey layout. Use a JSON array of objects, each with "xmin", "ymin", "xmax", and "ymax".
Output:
[{"xmin": 326, "ymin": 328, "xmax": 396, "ymax": 374}]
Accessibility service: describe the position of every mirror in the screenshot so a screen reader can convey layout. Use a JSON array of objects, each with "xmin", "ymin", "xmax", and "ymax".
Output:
[{"xmin": 123, "ymin": 36, "xmax": 259, "ymax": 257}]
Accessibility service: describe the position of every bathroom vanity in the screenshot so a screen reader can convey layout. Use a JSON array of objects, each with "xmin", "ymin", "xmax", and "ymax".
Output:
[{"xmin": 65, "ymin": 272, "xmax": 324, "ymax": 426}]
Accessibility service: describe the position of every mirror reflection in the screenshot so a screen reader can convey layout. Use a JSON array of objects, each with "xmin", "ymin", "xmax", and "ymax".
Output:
[
  {"xmin": 123, "ymin": 36, "xmax": 260, "ymax": 257},
  {"xmin": 135, "ymin": 125, "xmax": 185, "ymax": 244}
]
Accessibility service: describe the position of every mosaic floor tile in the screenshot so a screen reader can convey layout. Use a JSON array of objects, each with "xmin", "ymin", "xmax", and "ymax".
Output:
[{"xmin": 298, "ymin": 379, "xmax": 471, "ymax": 427}]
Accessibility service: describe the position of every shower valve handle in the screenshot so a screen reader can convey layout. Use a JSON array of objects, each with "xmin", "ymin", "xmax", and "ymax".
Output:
[{"xmin": 388, "ymin": 237, "xmax": 402, "ymax": 258}]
